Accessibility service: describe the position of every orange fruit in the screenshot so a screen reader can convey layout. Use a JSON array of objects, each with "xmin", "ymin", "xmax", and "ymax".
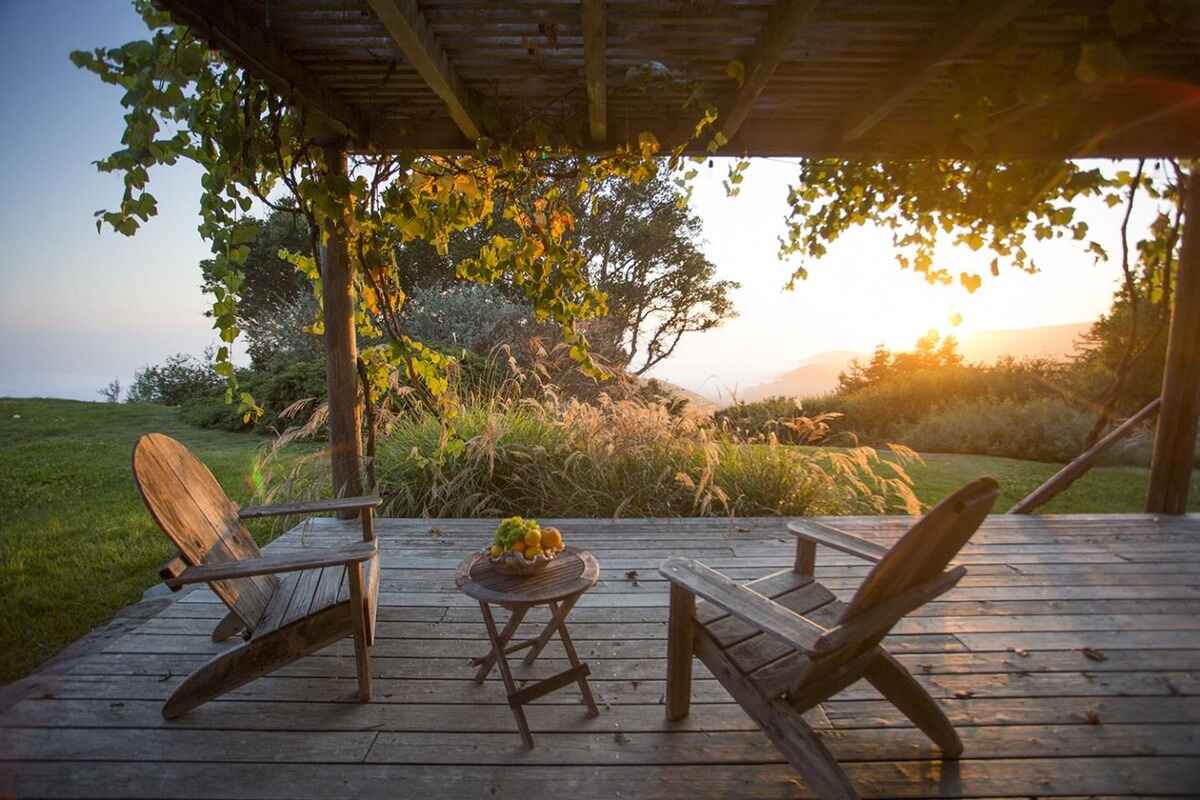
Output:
[
  {"xmin": 542, "ymin": 527, "xmax": 563, "ymax": 551},
  {"xmin": 512, "ymin": 540, "xmax": 526, "ymax": 554},
  {"xmin": 524, "ymin": 528, "xmax": 542, "ymax": 549}
]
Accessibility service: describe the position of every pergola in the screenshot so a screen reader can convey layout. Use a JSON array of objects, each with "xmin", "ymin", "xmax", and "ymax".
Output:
[{"xmin": 158, "ymin": 0, "xmax": 1200, "ymax": 512}]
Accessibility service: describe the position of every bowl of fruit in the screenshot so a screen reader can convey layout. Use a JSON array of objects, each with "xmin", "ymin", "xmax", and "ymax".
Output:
[{"xmin": 486, "ymin": 516, "xmax": 566, "ymax": 576}]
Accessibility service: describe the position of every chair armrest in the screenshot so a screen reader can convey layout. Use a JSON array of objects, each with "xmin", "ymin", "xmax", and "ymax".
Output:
[
  {"xmin": 166, "ymin": 541, "xmax": 378, "ymax": 588},
  {"xmin": 659, "ymin": 557, "xmax": 827, "ymax": 653},
  {"xmin": 787, "ymin": 520, "xmax": 889, "ymax": 563},
  {"xmin": 238, "ymin": 495, "xmax": 382, "ymax": 520},
  {"xmin": 812, "ymin": 566, "xmax": 966, "ymax": 655}
]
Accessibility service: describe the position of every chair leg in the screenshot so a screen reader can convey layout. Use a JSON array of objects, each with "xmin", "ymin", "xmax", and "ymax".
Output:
[
  {"xmin": 347, "ymin": 562, "xmax": 372, "ymax": 703},
  {"xmin": 760, "ymin": 697, "xmax": 859, "ymax": 800},
  {"xmin": 864, "ymin": 651, "xmax": 963, "ymax": 758},
  {"xmin": 163, "ymin": 604, "xmax": 352, "ymax": 719},
  {"xmin": 665, "ymin": 584, "xmax": 695, "ymax": 721}
]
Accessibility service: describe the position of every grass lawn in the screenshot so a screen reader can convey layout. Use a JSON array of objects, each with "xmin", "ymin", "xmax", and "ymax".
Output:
[
  {"xmin": 2, "ymin": 397, "xmax": 1196, "ymax": 684},
  {"xmin": 0, "ymin": 398, "xmax": 298, "ymax": 684},
  {"xmin": 904, "ymin": 451, "xmax": 1200, "ymax": 514}
]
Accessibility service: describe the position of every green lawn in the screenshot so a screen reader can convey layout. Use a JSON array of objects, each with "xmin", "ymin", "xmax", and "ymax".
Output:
[
  {"xmin": 1, "ymin": 398, "xmax": 1195, "ymax": 685},
  {"xmin": 904, "ymin": 451, "xmax": 1200, "ymax": 514},
  {"xmin": 0, "ymin": 398, "xmax": 293, "ymax": 684}
]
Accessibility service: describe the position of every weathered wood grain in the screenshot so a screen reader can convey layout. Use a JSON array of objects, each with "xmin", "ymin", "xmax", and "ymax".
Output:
[{"xmin": 7, "ymin": 511, "xmax": 1200, "ymax": 798}]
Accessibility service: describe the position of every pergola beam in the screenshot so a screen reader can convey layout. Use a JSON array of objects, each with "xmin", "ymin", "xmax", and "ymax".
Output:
[
  {"xmin": 832, "ymin": 0, "xmax": 1031, "ymax": 144},
  {"xmin": 366, "ymin": 0, "xmax": 483, "ymax": 141},
  {"xmin": 156, "ymin": 0, "xmax": 368, "ymax": 141},
  {"xmin": 711, "ymin": 0, "xmax": 820, "ymax": 147},
  {"xmin": 582, "ymin": 0, "xmax": 607, "ymax": 144}
]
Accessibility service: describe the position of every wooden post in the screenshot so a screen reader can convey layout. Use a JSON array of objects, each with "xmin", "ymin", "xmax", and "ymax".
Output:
[
  {"xmin": 320, "ymin": 142, "xmax": 364, "ymax": 513},
  {"xmin": 1147, "ymin": 179, "xmax": 1200, "ymax": 514}
]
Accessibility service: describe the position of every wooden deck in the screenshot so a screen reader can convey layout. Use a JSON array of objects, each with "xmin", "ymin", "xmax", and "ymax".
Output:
[{"xmin": 3, "ymin": 514, "xmax": 1199, "ymax": 798}]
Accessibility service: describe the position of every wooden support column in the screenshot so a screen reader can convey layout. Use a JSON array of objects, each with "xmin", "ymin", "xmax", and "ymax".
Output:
[
  {"xmin": 320, "ymin": 142, "xmax": 364, "ymax": 513},
  {"xmin": 1147, "ymin": 179, "xmax": 1200, "ymax": 514}
]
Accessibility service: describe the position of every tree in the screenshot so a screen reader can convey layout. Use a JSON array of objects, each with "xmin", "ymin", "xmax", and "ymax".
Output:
[
  {"xmin": 837, "ymin": 333, "xmax": 964, "ymax": 394},
  {"xmin": 570, "ymin": 173, "xmax": 737, "ymax": 374},
  {"xmin": 97, "ymin": 379, "xmax": 121, "ymax": 403},
  {"xmin": 1073, "ymin": 160, "xmax": 1185, "ymax": 436},
  {"xmin": 199, "ymin": 208, "xmax": 317, "ymax": 368},
  {"xmin": 72, "ymin": 1, "xmax": 708, "ymax": 424}
]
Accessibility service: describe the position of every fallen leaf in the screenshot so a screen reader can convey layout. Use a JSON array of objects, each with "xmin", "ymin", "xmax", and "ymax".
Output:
[
  {"xmin": 1010, "ymin": 647, "xmax": 1030, "ymax": 657},
  {"xmin": 954, "ymin": 689, "xmax": 974, "ymax": 699},
  {"xmin": 736, "ymin": 526, "xmax": 751, "ymax": 533},
  {"xmin": 614, "ymin": 731, "xmax": 630, "ymax": 745},
  {"xmin": 1079, "ymin": 647, "xmax": 1107, "ymax": 662},
  {"xmin": 1086, "ymin": 710, "xmax": 1102, "ymax": 725},
  {"xmin": 624, "ymin": 569, "xmax": 640, "ymax": 586}
]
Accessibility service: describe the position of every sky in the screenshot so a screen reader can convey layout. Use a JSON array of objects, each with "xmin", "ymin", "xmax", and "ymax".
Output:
[{"xmin": 0, "ymin": 1, "xmax": 1155, "ymax": 402}]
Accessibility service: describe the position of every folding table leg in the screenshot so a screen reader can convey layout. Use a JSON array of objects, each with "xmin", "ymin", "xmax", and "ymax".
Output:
[
  {"xmin": 472, "ymin": 605, "xmax": 528, "ymax": 683},
  {"xmin": 523, "ymin": 595, "xmax": 579, "ymax": 665},
  {"xmin": 479, "ymin": 601, "xmax": 535, "ymax": 748},
  {"xmin": 556, "ymin": 605, "xmax": 600, "ymax": 717}
]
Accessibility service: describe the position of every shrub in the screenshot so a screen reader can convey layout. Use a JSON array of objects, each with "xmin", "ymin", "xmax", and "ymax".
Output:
[
  {"xmin": 893, "ymin": 397, "xmax": 1189, "ymax": 466},
  {"xmin": 801, "ymin": 360, "xmax": 1069, "ymax": 444},
  {"xmin": 127, "ymin": 351, "xmax": 223, "ymax": 405},
  {"xmin": 181, "ymin": 358, "xmax": 327, "ymax": 434}
]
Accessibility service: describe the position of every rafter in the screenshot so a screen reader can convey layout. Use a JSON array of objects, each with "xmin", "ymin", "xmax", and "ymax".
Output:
[
  {"xmin": 707, "ymin": 0, "xmax": 821, "ymax": 148},
  {"xmin": 366, "ymin": 0, "xmax": 483, "ymax": 141},
  {"xmin": 156, "ymin": 0, "xmax": 368, "ymax": 141},
  {"xmin": 582, "ymin": 0, "xmax": 607, "ymax": 144},
  {"xmin": 832, "ymin": 0, "xmax": 1031, "ymax": 144}
]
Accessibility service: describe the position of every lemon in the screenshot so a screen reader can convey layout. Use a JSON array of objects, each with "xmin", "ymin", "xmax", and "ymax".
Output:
[
  {"xmin": 524, "ymin": 528, "xmax": 542, "ymax": 549},
  {"xmin": 489, "ymin": 544, "xmax": 502, "ymax": 558},
  {"xmin": 525, "ymin": 546, "xmax": 542, "ymax": 560}
]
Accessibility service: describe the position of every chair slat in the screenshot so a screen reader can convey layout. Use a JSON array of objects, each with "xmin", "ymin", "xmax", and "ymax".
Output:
[
  {"xmin": 841, "ymin": 477, "xmax": 999, "ymax": 622},
  {"xmin": 132, "ymin": 433, "xmax": 278, "ymax": 628},
  {"xmin": 281, "ymin": 567, "xmax": 326, "ymax": 629}
]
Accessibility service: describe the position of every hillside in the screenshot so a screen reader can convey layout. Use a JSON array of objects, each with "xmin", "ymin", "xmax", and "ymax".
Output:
[
  {"xmin": 739, "ymin": 322, "xmax": 1090, "ymax": 402},
  {"xmin": 958, "ymin": 321, "xmax": 1089, "ymax": 363}
]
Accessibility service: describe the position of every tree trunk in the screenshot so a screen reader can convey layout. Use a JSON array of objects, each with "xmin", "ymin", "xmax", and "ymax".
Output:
[
  {"xmin": 320, "ymin": 142, "xmax": 364, "ymax": 513},
  {"xmin": 1147, "ymin": 178, "xmax": 1199, "ymax": 514}
]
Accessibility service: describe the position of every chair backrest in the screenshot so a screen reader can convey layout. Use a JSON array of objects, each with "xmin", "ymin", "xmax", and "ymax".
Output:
[
  {"xmin": 841, "ymin": 477, "xmax": 1000, "ymax": 622},
  {"xmin": 132, "ymin": 433, "xmax": 278, "ymax": 629}
]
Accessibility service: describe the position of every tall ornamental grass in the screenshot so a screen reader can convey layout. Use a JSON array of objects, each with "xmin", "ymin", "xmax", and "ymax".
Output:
[{"xmin": 258, "ymin": 372, "xmax": 921, "ymax": 519}]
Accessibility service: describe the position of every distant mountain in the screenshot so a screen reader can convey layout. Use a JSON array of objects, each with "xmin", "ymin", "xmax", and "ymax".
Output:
[
  {"xmin": 737, "ymin": 323, "xmax": 1091, "ymax": 402},
  {"xmin": 958, "ymin": 321, "xmax": 1089, "ymax": 363},
  {"xmin": 738, "ymin": 351, "xmax": 859, "ymax": 402}
]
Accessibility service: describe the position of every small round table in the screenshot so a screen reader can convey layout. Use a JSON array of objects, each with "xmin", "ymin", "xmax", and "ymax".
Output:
[{"xmin": 455, "ymin": 545, "xmax": 601, "ymax": 748}]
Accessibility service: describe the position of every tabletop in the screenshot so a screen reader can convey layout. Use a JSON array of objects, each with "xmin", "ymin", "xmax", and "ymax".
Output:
[{"xmin": 455, "ymin": 546, "xmax": 600, "ymax": 605}]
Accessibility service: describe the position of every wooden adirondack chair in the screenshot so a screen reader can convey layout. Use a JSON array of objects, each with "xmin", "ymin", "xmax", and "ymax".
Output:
[
  {"xmin": 660, "ymin": 477, "xmax": 1000, "ymax": 799},
  {"xmin": 132, "ymin": 433, "xmax": 382, "ymax": 719}
]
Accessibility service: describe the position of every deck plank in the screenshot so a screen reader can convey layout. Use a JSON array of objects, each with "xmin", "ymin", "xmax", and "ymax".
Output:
[{"xmin": 2, "ymin": 513, "xmax": 1198, "ymax": 798}]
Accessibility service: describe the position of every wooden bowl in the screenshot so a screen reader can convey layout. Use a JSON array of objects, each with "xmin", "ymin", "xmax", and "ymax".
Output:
[{"xmin": 486, "ymin": 548, "xmax": 557, "ymax": 576}]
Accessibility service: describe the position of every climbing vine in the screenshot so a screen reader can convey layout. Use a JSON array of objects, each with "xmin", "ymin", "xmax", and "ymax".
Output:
[{"xmin": 72, "ymin": 1, "xmax": 718, "ymax": 424}]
